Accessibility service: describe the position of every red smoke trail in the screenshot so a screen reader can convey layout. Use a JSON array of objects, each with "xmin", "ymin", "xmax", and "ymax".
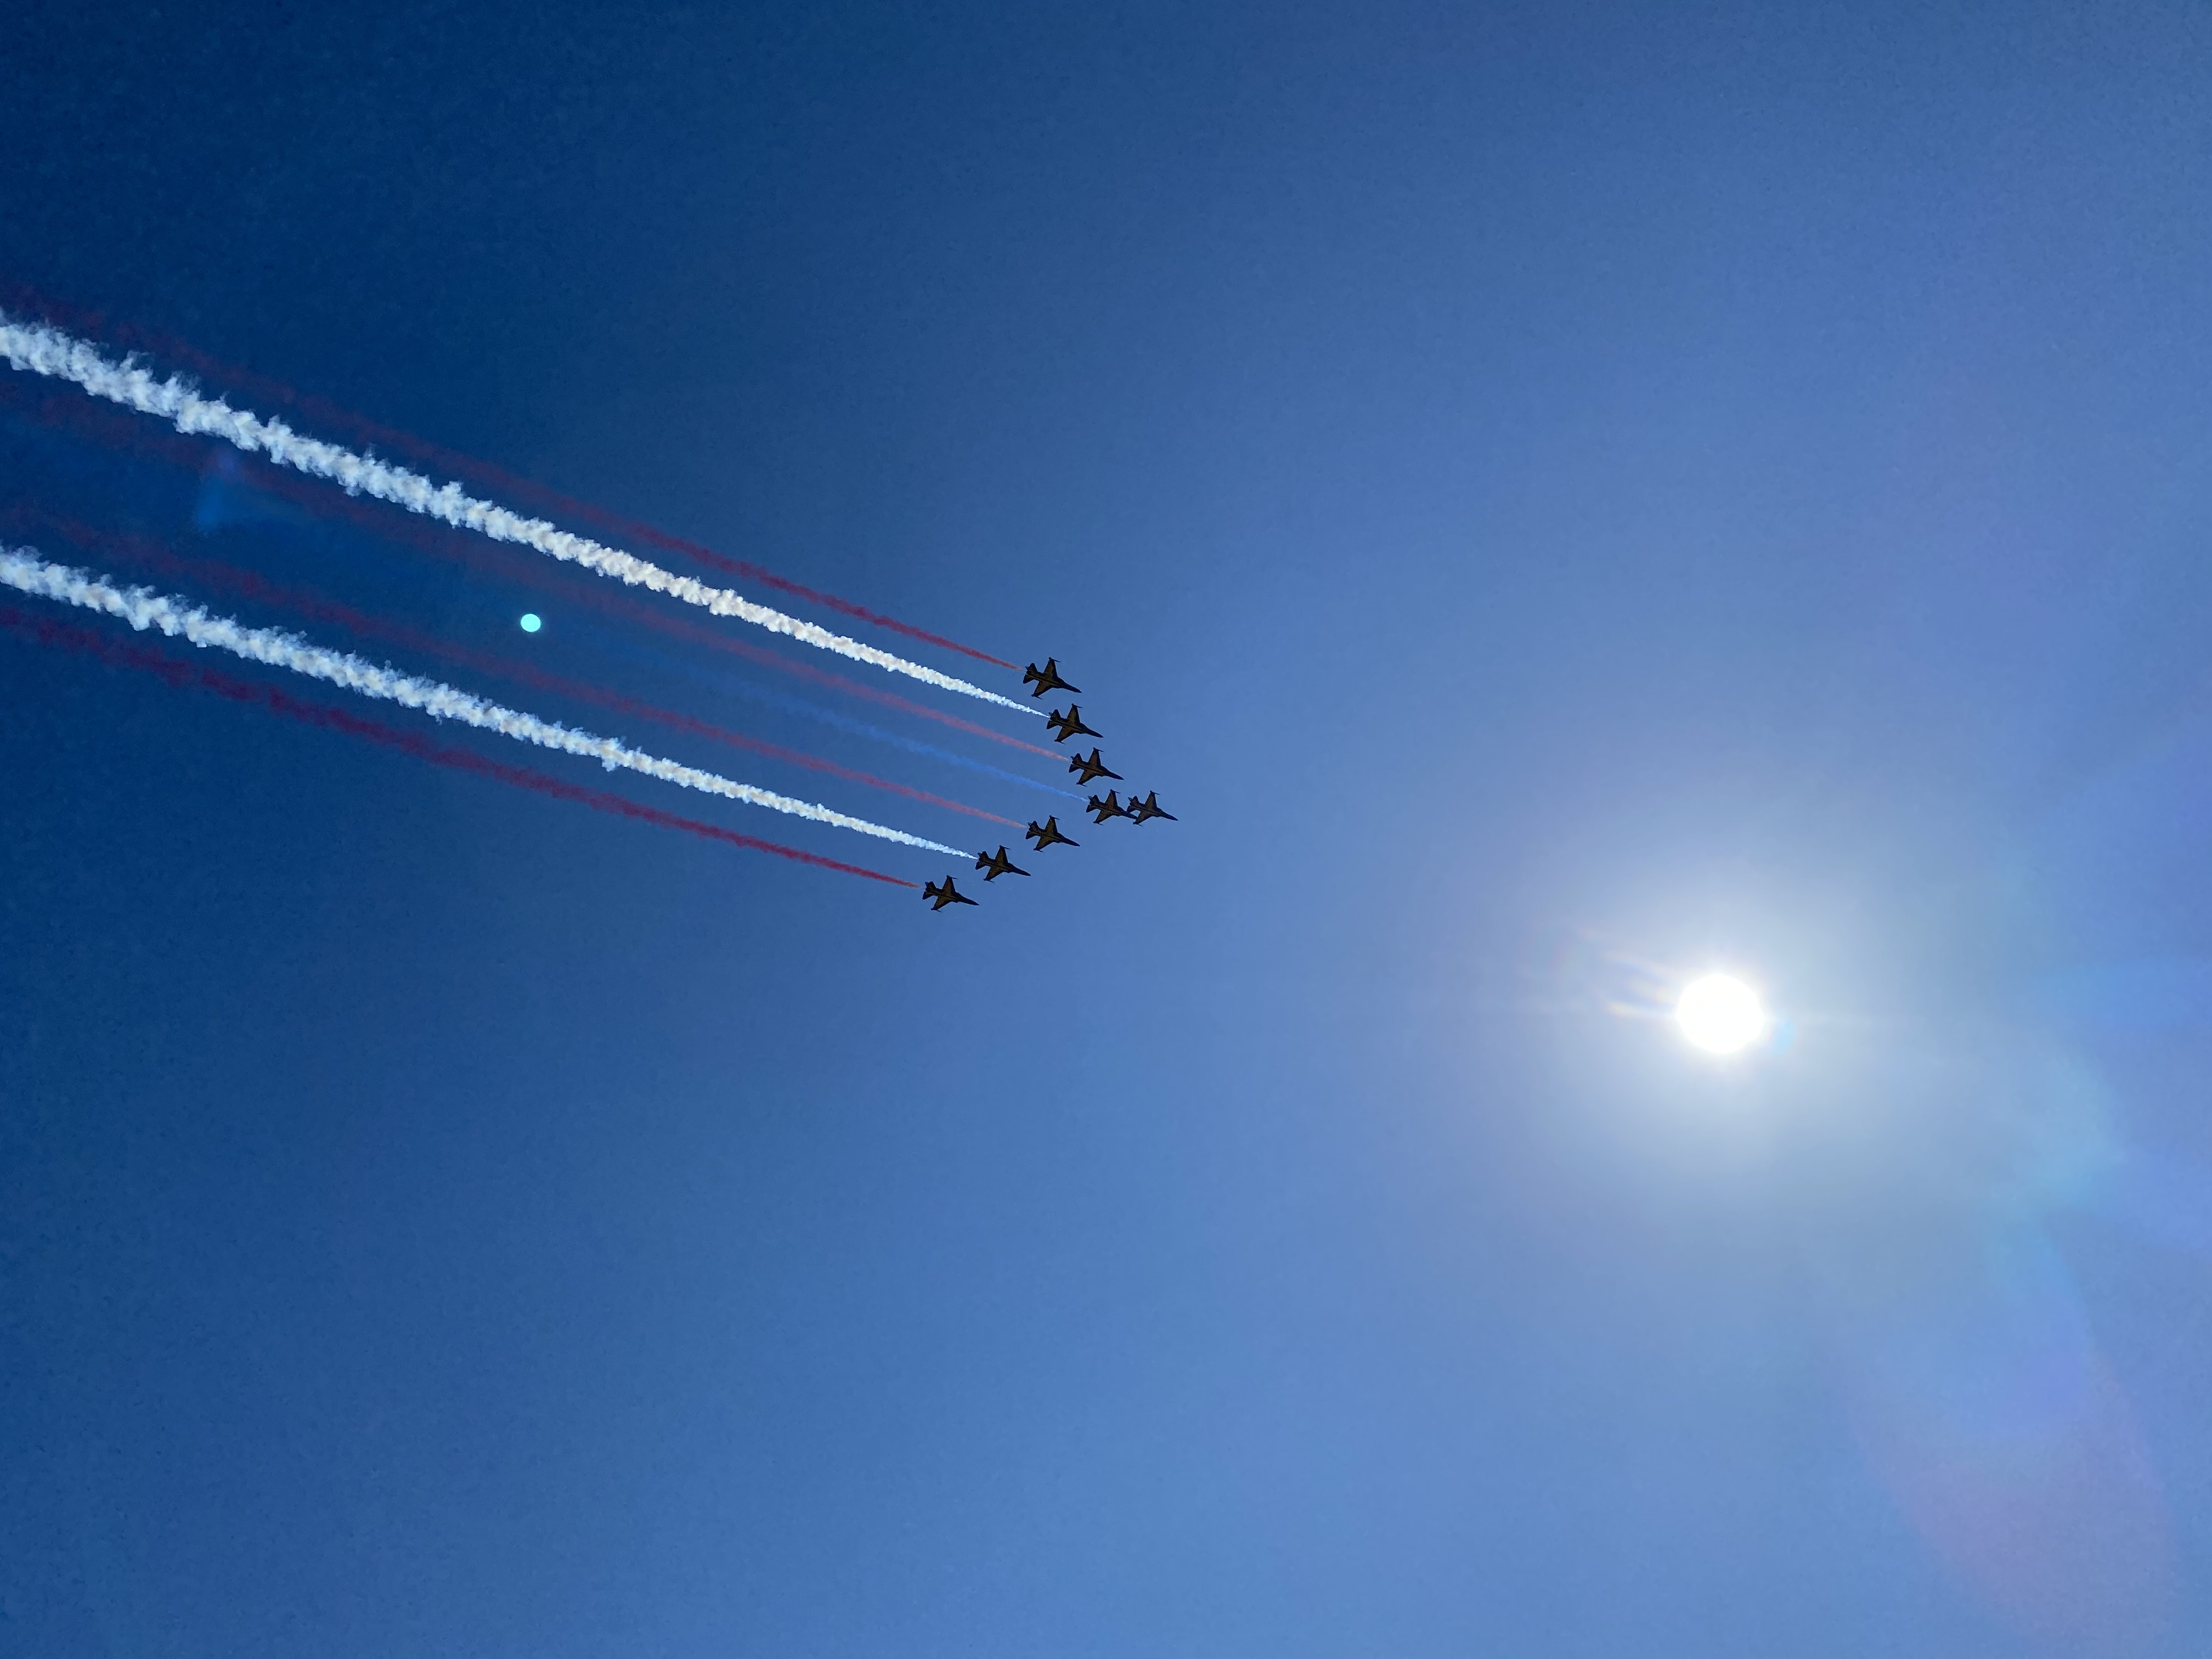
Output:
[
  {"xmin": 0, "ymin": 599, "xmax": 916, "ymax": 885},
  {"xmin": 0, "ymin": 375, "xmax": 1061, "ymax": 759},
  {"xmin": 0, "ymin": 279, "xmax": 1015, "ymax": 668},
  {"xmin": 7, "ymin": 507, "xmax": 1022, "ymax": 830}
]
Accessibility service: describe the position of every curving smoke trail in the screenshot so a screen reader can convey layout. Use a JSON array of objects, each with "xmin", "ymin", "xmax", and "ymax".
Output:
[
  {"xmin": 0, "ymin": 545, "xmax": 968, "ymax": 856},
  {"xmin": 0, "ymin": 315, "xmax": 1038, "ymax": 714},
  {"xmin": 0, "ymin": 599, "xmax": 913, "ymax": 884}
]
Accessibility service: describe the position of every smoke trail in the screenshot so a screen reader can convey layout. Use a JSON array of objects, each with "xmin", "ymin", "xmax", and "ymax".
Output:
[
  {"xmin": 0, "ymin": 600, "xmax": 913, "ymax": 885},
  {"xmin": 549, "ymin": 580, "xmax": 1063, "ymax": 754},
  {"xmin": 0, "ymin": 279, "xmax": 1016, "ymax": 668},
  {"xmin": 178, "ymin": 458, "xmax": 1062, "ymax": 771},
  {"xmin": 10, "ymin": 509, "xmax": 1024, "ymax": 829},
  {"xmin": 0, "ymin": 545, "xmax": 968, "ymax": 856},
  {"xmin": 574, "ymin": 518, "xmax": 1015, "ymax": 670},
  {"xmin": 692, "ymin": 671, "xmax": 1080, "ymax": 798},
  {"xmin": 613, "ymin": 624, "xmax": 1084, "ymax": 799},
  {"xmin": 0, "ymin": 315, "xmax": 1038, "ymax": 714},
  {"xmin": 0, "ymin": 377, "xmax": 1065, "ymax": 757},
  {"xmin": 187, "ymin": 465, "xmax": 1066, "ymax": 770}
]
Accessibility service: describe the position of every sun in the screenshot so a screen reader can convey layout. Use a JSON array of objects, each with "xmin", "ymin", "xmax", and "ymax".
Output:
[{"xmin": 1674, "ymin": 973, "xmax": 1769, "ymax": 1054}]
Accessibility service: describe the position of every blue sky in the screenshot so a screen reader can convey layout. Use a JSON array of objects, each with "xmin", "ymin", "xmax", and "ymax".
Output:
[{"xmin": 5, "ymin": 3, "xmax": 2212, "ymax": 1654}]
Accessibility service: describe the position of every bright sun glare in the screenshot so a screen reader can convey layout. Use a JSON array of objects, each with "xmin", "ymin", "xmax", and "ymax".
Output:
[{"xmin": 1674, "ymin": 973, "xmax": 1769, "ymax": 1055}]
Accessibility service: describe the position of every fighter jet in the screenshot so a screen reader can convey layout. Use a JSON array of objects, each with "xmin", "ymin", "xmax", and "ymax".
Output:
[
  {"xmin": 1127, "ymin": 790, "xmax": 1178, "ymax": 825},
  {"xmin": 923, "ymin": 876, "xmax": 979, "ymax": 910},
  {"xmin": 1046, "ymin": 705, "xmax": 1101, "ymax": 744},
  {"xmin": 1086, "ymin": 790, "xmax": 1130, "ymax": 825},
  {"xmin": 973, "ymin": 845, "xmax": 1030, "ymax": 881},
  {"xmin": 1023, "ymin": 657, "xmax": 1080, "ymax": 698},
  {"xmin": 1067, "ymin": 748, "xmax": 1121, "ymax": 786},
  {"xmin": 1024, "ymin": 815, "xmax": 1080, "ymax": 851}
]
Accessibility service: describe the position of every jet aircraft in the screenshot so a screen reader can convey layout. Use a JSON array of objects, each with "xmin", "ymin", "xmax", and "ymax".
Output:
[
  {"xmin": 1086, "ymin": 791, "xmax": 1130, "ymax": 825},
  {"xmin": 1046, "ymin": 705, "xmax": 1101, "ymax": 744},
  {"xmin": 974, "ymin": 845, "xmax": 1030, "ymax": 881},
  {"xmin": 1067, "ymin": 748, "xmax": 1121, "ymax": 786},
  {"xmin": 1127, "ymin": 791, "xmax": 1177, "ymax": 825},
  {"xmin": 1024, "ymin": 815, "xmax": 1080, "ymax": 851},
  {"xmin": 923, "ymin": 877, "xmax": 979, "ymax": 910},
  {"xmin": 1023, "ymin": 657, "xmax": 1080, "ymax": 698}
]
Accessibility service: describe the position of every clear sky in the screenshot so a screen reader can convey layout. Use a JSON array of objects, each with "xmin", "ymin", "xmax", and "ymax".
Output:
[{"xmin": 5, "ymin": 3, "xmax": 2212, "ymax": 1654}]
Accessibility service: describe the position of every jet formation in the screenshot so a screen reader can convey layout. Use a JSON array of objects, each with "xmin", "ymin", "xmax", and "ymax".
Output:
[
  {"xmin": 923, "ymin": 877, "xmax": 978, "ymax": 909},
  {"xmin": 1025, "ymin": 814, "xmax": 1078, "ymax": 851},
  {"xmin": 1044, "ymin": 705, "xmax": 1100, "ymax": 744},
  {"xmin": 974, "ymin": 845, "xmax": 1029, "ymax": 881},
  {"xmin": 1068, "ymin": 748, "xmax": 1119, "ymax": 786},
  {"xmin": 1022, "ymin": 657, "xmax": 1078, "ymax": 698},
  {"xmin": 925, "ymin": 658, "xmax": 1177, "ymax": 909},
  {"xmin": 1127, "ymin": 789, "xmax": 1176, "ymax": 825}
]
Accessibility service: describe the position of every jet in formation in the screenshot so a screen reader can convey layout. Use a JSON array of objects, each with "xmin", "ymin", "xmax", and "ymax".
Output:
[
  {"xmin": 1127, "ymin": 790, "xmax": 1177, "ymax": 825},
  {"xmin": 1025, "ymin": 815, "xmax": 1080, "ymax": 851},
  {"xmin": 1023, "ymin": 657, "xmax": 1080, "ymax": 698},
  {"xmin": 1046, "ymin": 705, "xmax": 1101, "ymax": 744},
  {"xmin": 924, "ymin": 663, "xmax": 1175, "ymax": 912},
  {"xmin": 1067, "ymin": 747, "xmax": 1121, "ymax": 786},
  {"xmin": 974, "ymin": 845, "xmax": 1030, "ymax": 881}
]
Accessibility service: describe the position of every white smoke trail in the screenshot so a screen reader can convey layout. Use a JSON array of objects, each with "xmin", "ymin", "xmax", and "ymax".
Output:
[
  {"xmin": 0, "ymin": 316, "xmax": 1039, "ymax": 716},
  {"xmin": 0, "ymin": 546, "xmax": 968, "ymax": 856}
]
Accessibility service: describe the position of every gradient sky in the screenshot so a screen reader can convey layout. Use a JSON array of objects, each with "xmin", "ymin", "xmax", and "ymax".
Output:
[{"xmin": 7, "ymin": 3, "xmax": 2212, "ymax": 1655}]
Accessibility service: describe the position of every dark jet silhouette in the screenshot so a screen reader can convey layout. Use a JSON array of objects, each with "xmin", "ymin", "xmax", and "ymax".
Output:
[
  {"xmin": 1024, "ymin": 815, "xmax": 1080, "ymax": 851},
  {"xmin": 1067, "ymin": 748, "xmax": 1121, "ymax": 786},
  {"xmin": 923, "ymin": 877, "xmax": 979, "ymax": 910},
  {"xmin": 1046, "ymin": 705, "xmax": 1101, "ymax": 744},
  {"xmin": 1086, "ymin": 790, "xmax": 1130, "ymax": 825},
  {"xmin": 1023, "ymin": 657, "xmax": 1079, "ymax": 698},
  {"xmin": 1127, "ymin": 791, "xmax": 1177, "ymax": 825},
  {"xmin": 973, "ymin": 845, "xmax": 1030, "ymax": 881}
]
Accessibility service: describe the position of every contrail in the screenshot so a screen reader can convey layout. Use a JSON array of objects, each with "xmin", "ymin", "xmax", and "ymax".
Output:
[
  {"xmin": 0, "ymin": 279, "xmax": 1016, "ymax": 668},
  {"xmin": 0, "ymin": 545, "xmax": 968, "ymax": 856},
  {"xmin": 540, "ymin": 604, "xmax": 1081, "ymax": 797},
  {"xmin": 8, "ymin": 510, "xmax": 1025, "ymax": 829},
  {"xmin": 651, "ymin": 642, "xmax": 1085, "ymax": 798},
  {"xmin": 0, "ymin": 314, "xmax": 1040, "ymax": 714},
  {"xmin": 0, "ymin": 599, "xmax": 914, "ymax": 885},
  {"xmin": 0, "ymin": 379, "xmax": 1066, "ymax": 759}
]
